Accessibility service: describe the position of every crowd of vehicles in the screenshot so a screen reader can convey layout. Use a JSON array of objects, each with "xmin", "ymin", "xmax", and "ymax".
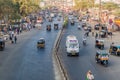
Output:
[
  {"xmin": 1, "ymin": 7, "xmax": 120, "ymax": 79},
  {"xmin": 67, "ymin": 12, "xmax": 112, "ymax": 68}
]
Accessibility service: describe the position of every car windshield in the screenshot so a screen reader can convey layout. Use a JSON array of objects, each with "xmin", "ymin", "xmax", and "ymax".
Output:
[
  {"xmin": 69, "ymin": 44, "xmax": 78, "ymax": 48},
  {"xmin": 101, "ymin": 53, "xmax": 108, "ymax": 57}
]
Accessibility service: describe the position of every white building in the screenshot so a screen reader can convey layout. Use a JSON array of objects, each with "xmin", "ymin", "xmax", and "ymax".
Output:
[{"xmin": 95, "ymin": 0, "xmax": 120, "ymax": 4}]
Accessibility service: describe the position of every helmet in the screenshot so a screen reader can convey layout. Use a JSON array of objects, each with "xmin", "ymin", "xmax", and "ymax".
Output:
[{"xmin": 88, "ymin": 70, "xmax": 92, "ymax": 74}]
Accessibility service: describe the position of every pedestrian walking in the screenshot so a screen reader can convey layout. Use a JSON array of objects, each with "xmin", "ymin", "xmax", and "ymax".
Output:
[
  {"xmin": 110, "ymin": 32, "xmax": 112, "ymax": 39},
  {"xmin": 20, "ymin": 27, "xmax": 22, "ymax": 33},
  {"xmin": 92, "ymin": 30, "xmax": 94, "ymax": 36},
  {"xmin": 95, "ymin": 33, "xmax": 98, "ymax": 39},
  {"xmin": 9, "ymin": 35, "xmax": 12, "ymax": 41},
  {"xmin": 11, "ymin": 31, "xmax": 14, "ymax": 38},
  {"xmin": 87, "ymin": 31, "xmax": 89, "ymax": 37},
  {"xmin": 9, "ymin": 35, "xmax": 13, "ymax": 43},
  {"xmin": 12, "ymin": 38, "xmax": 14, "ymax": 44},
  {"xmin": 110, "ymin": 42, "xmax": 114, "ymax": 48},
  {"xmin": 14, "ymin": 36, "xmax": 17, "ymax": 44}
]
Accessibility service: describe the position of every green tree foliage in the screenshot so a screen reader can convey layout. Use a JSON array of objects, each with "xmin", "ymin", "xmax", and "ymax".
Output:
[
  {"xmin": 13, "ymin": 0, "xmax": 40, "ymax": 16},
  {"xmin": 0, "ymin": 0, "xmax": 14, "ymax": 19},
  {"xmin": 102, "ymin": 2, "xmax": 119, "ymax": 11},
  {"xmin": 74, "ymin": 0, "xmax": 95, "ymax": 10},
  {"xmin": 113, "ymin": 9, "xmax": 120, "ymax": 16},
  {"xmin": 0, "ymin": 0, "xmax": 40, "ymax": 20}
]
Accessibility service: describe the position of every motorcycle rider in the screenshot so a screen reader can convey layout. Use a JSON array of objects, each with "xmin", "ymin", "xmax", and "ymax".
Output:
[
  {"xmin": 86, "ymin": 70, "xmax": 94, "ymax": 80},
  {"xmin": 82, "ymin": 36, "xmax": 86, "ymax": 45}
]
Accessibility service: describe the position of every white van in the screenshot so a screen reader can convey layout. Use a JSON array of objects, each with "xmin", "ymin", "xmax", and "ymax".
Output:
[{"xmin": 66, "ymin": 35, "xmax": 80, "ymax": 56}]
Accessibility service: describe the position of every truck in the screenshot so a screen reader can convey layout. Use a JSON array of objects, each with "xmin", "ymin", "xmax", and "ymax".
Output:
[{"xmin": 66, "ymin": 35, "xmax": 80, "ymax": 56}]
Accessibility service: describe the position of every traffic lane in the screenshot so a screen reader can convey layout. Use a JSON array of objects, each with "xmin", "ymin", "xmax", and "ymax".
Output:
[
  {"xmin": 58, "ymin": 21, "xmax": 120, "ymax": 80},
  {"xmin": 45, "ymin": 17, "xmax": 63, "ymax": 30},
  {"xmin": 0, "ymin": 29, "xmax": 41, "ymax": 80},
  {"xmin": 0, "ymin": 23, "xmax": 59, "ymax": 80},
  {"xmin": 82, "ymin": 21, "xmax": 120, "ymax": 80},
  {"xmin": 16, "ymin": 29, "xmax": 59, "ymax": 80},
  {"xmin": 0, "ymin": 29, "xmax": 38, "ymax": 64},
  {"xmin": 58, "ymin": 22, "xmax": 97, "ymax": 80}
]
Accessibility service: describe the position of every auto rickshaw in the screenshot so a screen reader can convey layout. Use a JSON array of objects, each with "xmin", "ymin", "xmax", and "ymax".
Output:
[
  {"xmin": 0, "ymin": 38, "xmax": 5, "ymax": 51},
  {"xmin": 95, "ymin": 39, "xmax": 104, "ymax": 49},
  {"xmin": 109, "ymin": 45, "xmax": 120, "ymax": 55},
  {"xmin": 70, "ymin": 20, "xmax": 74, "ymax": 25},
  {"xmin": 86, "ymin": 23, "xmax": 91, "ymax": 32},
  {"xmin": 37, "ymin": 38, "xmax": 45, "ymax": 48},
  {"xmin": 95, "ymin": 50, "xmax": 109, "ymax": 66},
  {"xmin": 99, "ymin": 30, "xmax": 107, "ymax": 38},
  {"xmin": 82, "ymin": 22, "xmax": 86, "ymax": 27},
  {"xmin": 46, "ymin": 25, "xmax": 51, "ymax": 31},
  {"xmin": 54, "ymin": 24, "xmax": 58, "ymax": 30}
]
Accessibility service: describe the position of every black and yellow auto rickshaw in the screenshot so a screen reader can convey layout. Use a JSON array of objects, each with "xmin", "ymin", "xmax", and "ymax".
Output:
[
  {"xmin": 109, "ymin": 45, "xmax": 120, "ymax": 55},
  {"xmin": 99, "ymin": 30, "xmax": 107, "ymax": 38},
  {"xmin": 0, "ymin": 38, "xmax": 5, "ymax": 51},
  {"xmin": 37, "ymin": 38, "xmax": 45, "ymax": 48},
  {"xmin": 82, "ymin": 22, "xmax": 86, "ymax": 28},
  {"xmin": 95, "ymin": 39, "xmax": 104, "ymax": 49},
  {"xmin": 46, "ymin": 25, "xmax": 51, "ymax": 31},
  {"xmin": 95, "ymin": 50, "xmax": 109, "ymax": 66},
  {"xmin": 54, "ymin": 24, "xmax": 58, "ymax": 30}
]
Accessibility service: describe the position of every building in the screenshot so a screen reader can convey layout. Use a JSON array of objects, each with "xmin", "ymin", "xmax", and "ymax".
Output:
[{"xmin": 95, "ymin": 0, "xmax": 120, "ymax": 4}]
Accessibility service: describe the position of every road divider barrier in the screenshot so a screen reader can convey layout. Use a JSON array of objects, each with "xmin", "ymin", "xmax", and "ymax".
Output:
[{"xmin": 52, "ymin": 22, "xmax": 69, "ymax": 80}]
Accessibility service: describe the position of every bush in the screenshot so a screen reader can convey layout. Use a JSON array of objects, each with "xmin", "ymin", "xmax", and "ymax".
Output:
[{"xmin": 63, "ymin": 17, "xmax": 68, "ymax": 28}]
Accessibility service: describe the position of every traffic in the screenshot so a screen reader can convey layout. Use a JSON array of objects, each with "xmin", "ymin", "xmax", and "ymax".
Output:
[
  {"xmin": 0, "ymin": 1, "xmax": 120, "ymax": 80},
  {"xmin": 57, "ymin": 9, "xmax": 120, "ymax": 80}
]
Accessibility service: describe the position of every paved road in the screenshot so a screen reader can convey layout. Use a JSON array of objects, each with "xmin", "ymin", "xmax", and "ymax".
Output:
[
  {"xmin": 58, "ymin": 16, "xmax": 120, "ymax": 80},
  {"xmin": 0, "ymin": 16, "xmax": 63, "ymax": 80}
]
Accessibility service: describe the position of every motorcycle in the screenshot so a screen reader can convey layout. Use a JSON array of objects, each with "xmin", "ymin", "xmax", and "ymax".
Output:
[
  {"xmin": 83, "ymin": 39, "xmax": 86, "ymax": 46},
  {"xmin": 78, "ymin": 25, "xmax": 81, "ymax": 30},
  {"xmin": 86, "ymin": 71, "xmax": 94, "ymax": 80}
]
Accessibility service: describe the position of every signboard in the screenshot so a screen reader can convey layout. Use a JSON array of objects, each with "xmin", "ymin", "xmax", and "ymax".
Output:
[{"xmin": 69, "ymin": 40, "xmax": 77, "ymax": 43}]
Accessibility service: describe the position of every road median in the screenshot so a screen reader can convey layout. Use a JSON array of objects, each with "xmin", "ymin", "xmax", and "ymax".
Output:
[{"xmin": 52, "ymin": 25, "xmax": 69, "ymax": 80}]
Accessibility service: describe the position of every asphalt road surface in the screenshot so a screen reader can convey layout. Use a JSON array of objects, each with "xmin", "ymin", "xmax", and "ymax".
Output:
[
  {"xmin": 0, "ymin": 16, "xmax": 63, "ymax": 80},
  {"xmin": 58, "ymin": 16, "xmax": 120, "ymax": 80}
]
